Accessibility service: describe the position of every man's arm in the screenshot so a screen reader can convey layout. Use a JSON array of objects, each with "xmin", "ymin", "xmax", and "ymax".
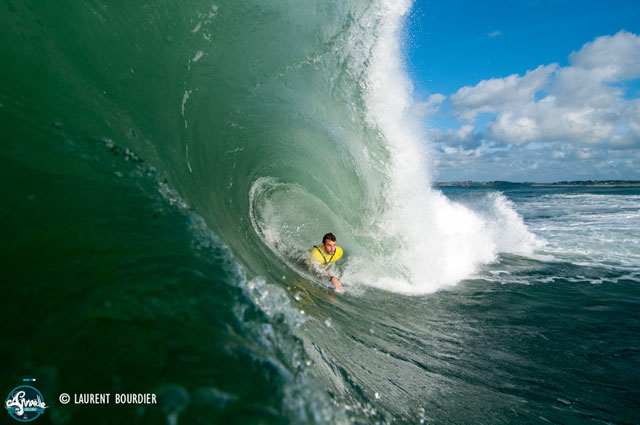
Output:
[
  {"xmin": 327, "ymin": 246, "xmax": 344, "ymax": 291},
  {"xmin": 327, "ymin": 272, "xmax": 343, "ymax": 291}
]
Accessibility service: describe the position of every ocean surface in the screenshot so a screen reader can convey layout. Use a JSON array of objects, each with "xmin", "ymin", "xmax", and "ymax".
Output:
[{"xmin": 2, "ymin": 1, "xmax": 639, "ymax": 424}]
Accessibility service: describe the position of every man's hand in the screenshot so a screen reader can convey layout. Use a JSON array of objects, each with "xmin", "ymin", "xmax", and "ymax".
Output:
[{"xmin": 330, "ymin": 276, "xmax": 343, "ymax": 291}]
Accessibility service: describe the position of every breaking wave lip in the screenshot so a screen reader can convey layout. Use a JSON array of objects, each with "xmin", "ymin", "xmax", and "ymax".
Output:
[{"xmin": 322, "ymin": 1, "xmax": 544, "ymax": 295}]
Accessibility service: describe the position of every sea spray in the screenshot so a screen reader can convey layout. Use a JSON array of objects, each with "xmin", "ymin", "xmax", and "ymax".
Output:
[{"xmin": 350, "ymin": 0, "xmax": 541, "ymax": 293}]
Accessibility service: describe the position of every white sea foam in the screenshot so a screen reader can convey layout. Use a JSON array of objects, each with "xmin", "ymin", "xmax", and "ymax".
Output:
[
  {"xmin": 521, "ymin": 193, "xmax": 640, "ymax": 270},
  {"xmin": 355, "ymin": 1, "xmax": 542, "ymax": 294}
]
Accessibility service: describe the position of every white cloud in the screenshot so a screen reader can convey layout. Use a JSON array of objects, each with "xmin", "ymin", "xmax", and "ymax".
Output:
[
  {"xmin": 427, "ymin": 93, "xmax": 446, "ymax": 105},
  {"xmin": 430, "ymin": 124, "xmax": 484, "ymax": 150},
  {"xmin": 415, "ymin": 93, "xmax": 446, "ymax": 117},
  {"xmin": 488, "ymin": 30, "xmax": 502, "ymax": 38},
  {"xmin": 442, "ymin": 31, "xmax": 640, "ymax": 148},
  {"xmin": 434, "ymin": 140, "xmax": 640, "ymax": 182},
  {"xmin": 489, "ymin": 112, "xmax": 539, "ymax": 142},
  {"xmin": 576, "ymin": 149, "xmax": 593, "ymax": 160},
  {"xmin": 450, "ymin": 64, "xmax": 557, "ymax": 121},
  {"xmin": 568, "ymin": 30, "xmax": 640, "ymax": 81}
]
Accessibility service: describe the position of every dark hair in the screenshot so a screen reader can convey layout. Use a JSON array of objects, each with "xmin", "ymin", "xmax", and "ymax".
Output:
[{"xmin": 322, "ymin": 233, "xmax": 336, "ymax": 244}]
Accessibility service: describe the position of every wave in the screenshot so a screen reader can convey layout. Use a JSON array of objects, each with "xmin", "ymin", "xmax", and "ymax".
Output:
[
  {"xmin": 2, "ymin": 0, "xmax": 540, "ymax": 294},
  {"xmin": 2, "ymin": 0, "xmax": 550, "ymax": 422}
]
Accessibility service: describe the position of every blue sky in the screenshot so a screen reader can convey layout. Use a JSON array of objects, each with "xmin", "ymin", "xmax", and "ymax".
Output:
[{"xmin": 405, "ymin": 0, "xmax": 640, "ymax": 182}]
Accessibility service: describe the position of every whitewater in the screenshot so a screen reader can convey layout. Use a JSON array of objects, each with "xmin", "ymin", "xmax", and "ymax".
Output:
[{"xmin": 1, "ymin": 0, "xmax": 638, "ymax": 424}]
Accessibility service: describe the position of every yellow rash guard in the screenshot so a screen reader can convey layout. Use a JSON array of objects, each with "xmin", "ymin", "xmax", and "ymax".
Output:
[{"xmin": 307, "ymin": 245, "xmax": 343, "ymax": 267}]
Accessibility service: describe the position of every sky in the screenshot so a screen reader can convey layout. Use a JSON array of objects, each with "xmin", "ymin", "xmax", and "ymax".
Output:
[{"xmin": 405, "ymin": 0, "xmax": 640, "ymax": 182}]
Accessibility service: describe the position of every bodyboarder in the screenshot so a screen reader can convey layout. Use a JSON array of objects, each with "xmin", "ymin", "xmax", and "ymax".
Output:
[{"xmin": 307, "ymin": 232, "xmax": 343, "ymax": 291}]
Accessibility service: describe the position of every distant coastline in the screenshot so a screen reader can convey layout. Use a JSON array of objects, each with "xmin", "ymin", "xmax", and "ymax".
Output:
[{"xmin": 436, "ymin": 180, "xmax": 640, "ymax": 187}]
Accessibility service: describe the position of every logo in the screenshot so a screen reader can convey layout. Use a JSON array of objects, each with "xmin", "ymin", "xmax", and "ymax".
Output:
[{"xmin": 5, "ymin": 386, "xmax": 48, "ymax": 422}]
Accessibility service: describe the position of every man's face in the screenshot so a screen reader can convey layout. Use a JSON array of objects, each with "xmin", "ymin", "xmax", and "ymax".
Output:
[{"xmin": 323, "ymin": 240, "xmax": 336, "ymax": 255}]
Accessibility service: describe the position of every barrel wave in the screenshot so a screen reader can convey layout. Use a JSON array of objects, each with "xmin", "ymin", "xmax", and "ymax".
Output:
[{"xmin": 4, "ymin": 1, "xmax": 638, "ymax": 424}]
